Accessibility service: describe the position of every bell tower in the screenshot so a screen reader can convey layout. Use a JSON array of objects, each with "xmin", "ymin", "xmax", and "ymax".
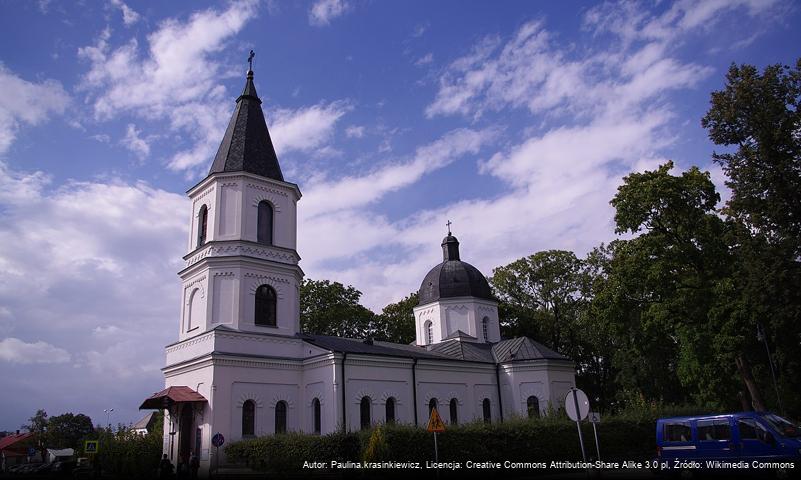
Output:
[{"xmin": 177, "ymin": 66, "xmax": 303, "ymax": 340}]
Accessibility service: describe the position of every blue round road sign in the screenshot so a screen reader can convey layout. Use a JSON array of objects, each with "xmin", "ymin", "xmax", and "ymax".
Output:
[{"xmin": 212, "ymin": 433, "xmax": 225, "ymax": 447}]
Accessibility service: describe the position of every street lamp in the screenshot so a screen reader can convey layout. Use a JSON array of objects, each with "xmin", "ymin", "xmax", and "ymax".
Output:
[
  {"xmin": 756, "ymin": 322, "xmax": 783, "ymax": 415},
  {"xmin": 103, "ymin": 408, "xmax": 115, "ymax": 431}
]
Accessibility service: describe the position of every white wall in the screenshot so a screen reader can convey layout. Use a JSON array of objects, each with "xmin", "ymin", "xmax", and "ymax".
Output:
[{"xmin": 413, "ymin": 297, "xmax": 500, "ymax": 345}]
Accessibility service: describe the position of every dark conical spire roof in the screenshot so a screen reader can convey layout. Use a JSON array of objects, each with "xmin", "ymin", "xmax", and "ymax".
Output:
[{"xmin": 209, "ymin": 69, "xmax": 284, "ymax": 181}]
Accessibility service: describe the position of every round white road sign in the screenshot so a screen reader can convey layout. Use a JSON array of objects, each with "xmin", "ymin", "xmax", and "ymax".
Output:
[{"xmin": 564, "ymin": 388, "xmax": 590, "ymax": 421}]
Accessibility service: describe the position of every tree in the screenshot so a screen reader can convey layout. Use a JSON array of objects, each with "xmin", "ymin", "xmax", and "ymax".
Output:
[
  {"xmin": 47, "ymin": 413, "xmax": 94, "ymax": 449},
  {"xmin": 702, "ymin": 59, "xmax": 801, "ymax": 414},
  {"xmin": 491, "ymin": 250, "xmax": 586, "ymax": 353},
  {"xmin": 490, "ymin": 250, "xmax": 619, "ymax": 408},
  {"xmin": 300, "ymin": 279, "xmax": 375, "ymax": 337},
  {"xmin": 22, "ymin": 409, "xmax": 48, "ymax": 460},
  {"xmin": 701, "ymin": 59, "xmax": 801, "ymax": 252},
  {"xmin": 605, "ymin": 162, "xmax": 767, "ymax": 409},
  {"xmin": 372, "ymin": 292, "xmax": 418, "ymax": 344}
]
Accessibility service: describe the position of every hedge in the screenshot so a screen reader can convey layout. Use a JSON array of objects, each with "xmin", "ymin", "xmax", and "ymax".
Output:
[{"xmin": 225, "ymin": 415, "xmax": 664, "ymax": 476}]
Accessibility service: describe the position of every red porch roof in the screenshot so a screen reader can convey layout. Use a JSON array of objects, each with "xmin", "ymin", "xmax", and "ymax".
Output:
[{"xmin": 139, "ymin": 386, "xmax": 207, "ymax": 410}]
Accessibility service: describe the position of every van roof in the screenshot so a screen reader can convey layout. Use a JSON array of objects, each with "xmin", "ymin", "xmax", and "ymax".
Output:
[{"xmin": 658, "ymin": 411, "xmax": 768, "ymax": 422}]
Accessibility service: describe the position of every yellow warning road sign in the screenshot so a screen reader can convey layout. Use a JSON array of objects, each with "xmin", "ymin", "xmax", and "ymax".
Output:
[
  {"xmin": 426, "ymin": 406, "xmax": 446, "ymax": 432},
  {"xmin": 84, "ymin": 440, "xmax": 99, "ymax": 454}
]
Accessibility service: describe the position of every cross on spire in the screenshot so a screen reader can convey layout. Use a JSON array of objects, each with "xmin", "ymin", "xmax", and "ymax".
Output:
[
  {"xmin": 446, "ymin": 220, "xmax": 452, "ymax": 235},
  {"xmin": 248, "ymin": 50, "xmax": 255, "ymax": 72}
]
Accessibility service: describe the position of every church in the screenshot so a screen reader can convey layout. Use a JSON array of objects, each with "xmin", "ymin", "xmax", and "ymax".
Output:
[{"xmin": 139, "ymin": 65, "xmax": 576, "ymax": 473}]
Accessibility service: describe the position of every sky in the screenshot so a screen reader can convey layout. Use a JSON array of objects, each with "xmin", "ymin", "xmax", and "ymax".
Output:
[{"xmin": 0, "ymin": 0, "xmax": 798, "ymax": 431}]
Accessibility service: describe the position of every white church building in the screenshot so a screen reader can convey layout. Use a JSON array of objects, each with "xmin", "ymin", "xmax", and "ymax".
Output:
[{"xmin": 140, "ymin": 66, "xmax": 576, "ymax": 473}]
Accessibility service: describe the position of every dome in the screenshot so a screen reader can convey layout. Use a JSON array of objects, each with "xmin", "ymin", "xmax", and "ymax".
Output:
[{"xmin": 417, "ymin": 234, "xmax": 494, "ymax": 306}]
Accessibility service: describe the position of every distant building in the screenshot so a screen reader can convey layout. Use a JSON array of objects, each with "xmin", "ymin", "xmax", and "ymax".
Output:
[
  {"xmin": 140, "ymin": 64, "xmax": 575, "ymax": 475},
  {"xmin": 133, "ymin": 412, "xmax": 157, "ymax": 435},
  {"xmin": 0, "ymin": 432, "xmax": 40, "ymax": 471}
]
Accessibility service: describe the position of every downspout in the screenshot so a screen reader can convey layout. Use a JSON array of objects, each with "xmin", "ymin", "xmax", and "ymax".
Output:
[
  {"xmin": 412, "ymin": 358, "xmax": 419, "ymax": 426},
  {"xmin": 341, "ymin": 352, "xmax": 348, "ymax": 432},
  {"xmin": 495, "ymin": 363, "xmax": 504, "ymax": 423}
]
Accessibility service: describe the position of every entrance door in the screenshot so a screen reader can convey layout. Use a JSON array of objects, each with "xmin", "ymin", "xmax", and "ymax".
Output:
[{"xmin": 178, "ymin": 405, "xmax": 193, "ymax": 466}]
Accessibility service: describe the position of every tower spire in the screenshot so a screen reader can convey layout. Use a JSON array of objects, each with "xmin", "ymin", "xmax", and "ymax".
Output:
[{"xmin": 208, "ymin": 55, "xmax": 283, "ymax": 181}]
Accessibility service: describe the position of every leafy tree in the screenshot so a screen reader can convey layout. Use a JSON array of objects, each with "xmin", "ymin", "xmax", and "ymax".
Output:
[
  {"xmin": 701, "ymin": 59, "xmax": 801, "ymax": 252},
  {"xmin": 372, "ymin": 292, "xmax": 418, "ymax": 344},
  {"xmin": 22, "ymin": 409, "xmax": 48, "ymax": 460},
  {"xmin": 604, "ymin": 162, "xmax": 767, "ymax": 409},
  {"xmin": 47, "ymin": 413, "xmax": 94, "ymax": 449},
  {"xmin": 490, "ymin": 250, "xmax": 618, "ymax": 408},
  {"xmin": 702, "ymin": 59, "xmax": 801, "ymax": 414},
  {"xmin": 491, "ymin": 250, "xmax": 586, "ymax": 354},
  {"xmin": 300, "ymin": 279, "xmax": 376, "ymax": 337}
]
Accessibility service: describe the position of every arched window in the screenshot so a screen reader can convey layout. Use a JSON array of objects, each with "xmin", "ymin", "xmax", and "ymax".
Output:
[
  {"xmin": 428, "ymin": 398, "xmax": 437, "ymax": 416},
  {"xmin": 257, "ymin": 201, "xmax": 273, "ymax": 245},
  {"xmin": 197, "ymin": 205, "xmax": 208, "ymax": 248},
  {"xmin": 425, "ymin": 321, "xmax": 433, "ymax": 345},
  {"xmin": 312, "ymin": 398, "xmax": 321, "ymax": 434},
  {"xmin": 360, "ymin": 397, "xmax": 371, "ymax": 430},
  {"xmin": 275, "ymin": 401, "xmax": 287, "ymax": 434},
  {"xmin": 449, "ymin": 398, "xmax": 458, "ymax": 425},
  {"xmin": 482, "ymin": 316, "xmax": 490, "ymax": 341},
  {"xmin": 242, "ymin": 400, "xmax": 255, "ymax": 436},
  {"xmin": 255, "ymin": 285, "xmax": 277, "ymax": 326},
  {"xmin": 527, "ymin": 396, "xmax": 540, "ymax": 419},
  {"xmin": 385, "ymin": 397, "xmax": 396, "ymax": 424},
  {"xmin": 482, "ymin": 398, "xmax": 491, "ymax": 424},
  {"xmin": 187, "ymin": 288, "xmax": 202, "ymax": 331}
]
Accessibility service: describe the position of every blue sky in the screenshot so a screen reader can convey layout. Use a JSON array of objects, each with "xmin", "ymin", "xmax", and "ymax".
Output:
[{"xmin": 0, "ymin": 0, "xmax": 798, "ymax": 431}]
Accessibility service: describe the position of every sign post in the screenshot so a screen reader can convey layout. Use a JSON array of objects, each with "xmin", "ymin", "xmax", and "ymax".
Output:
[
  {"xmin": 426, "ymin": 407, "xmax": 445, "ymax": 476},
  {"xmin": 564, "ymin": 388, "xmax": 590, "ymax": 462},
  {"xmin": 211, "ymin": 433, "xmax": 224, "ymax": 479},
  {"xmin": 589, "ymin": 412, "xmax": 601, "ymax": 461}
]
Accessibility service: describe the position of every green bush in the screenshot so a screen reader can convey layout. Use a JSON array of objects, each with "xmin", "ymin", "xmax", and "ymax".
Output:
[
  {"xmin": 224, "ymin": 413, "xmax": 669, "ymax": 475},
  {"xmin": 87, "ymin": 426, "xmax": 163, "ymax": 479}
]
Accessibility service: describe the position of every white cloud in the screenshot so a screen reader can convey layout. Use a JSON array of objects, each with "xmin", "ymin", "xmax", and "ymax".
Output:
[
  {"xmin": 269, "ymin": 101, "xmax": 351, "ymax": 155},
  {"xmin": 0, "ymin": 65, "xmax": 69, "ymax": 154},
  {"xmin": 110, "ymin": 0, "xmax": 141, "ymax": 26},
  {"xmin": 0, "ymin": 338, "xmax": 71, "ymax": 364},
  {"xmin": 309, "ymin": 0, "xmax": 349, "ymax": 26},
  {"xmin": 77, "ymin": 1, "xmax": 258, "ymax": 175},
  {"xmin": 0, "ymin": 160, "xmax": 186, "ymax": 426},
  {"xmin": 299, "ymin": 3, "xmax": 781, "ymax": 309},
  {"xmin": 415, "ymin": 53, "xmax": 433, "ymax": 66},
  {"xmin": 121, "ymin": 123, "xmax": 150, "ymax": 159},
  {"xmin": 301, "ymin": 128, "xmax": 496, "ymax": 218},
  {"xmin": 345, "ymin": 125, "xmax": 365, "ymax": 138}
]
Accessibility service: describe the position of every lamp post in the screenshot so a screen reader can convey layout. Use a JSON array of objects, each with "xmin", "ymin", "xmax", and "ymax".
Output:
[
  {"xmin": 756, "ymin": 322, "xmax": 783, "ymax": 415},
  {"xmin": 103, "ymin": 408, "xmax": 115, "ymax": 431}
]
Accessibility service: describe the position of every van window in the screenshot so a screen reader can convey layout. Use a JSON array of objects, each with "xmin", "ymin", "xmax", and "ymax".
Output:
[
  {"xmin": 738, "ymin": 418, "xmax": 759, "ymax": 440},
  {"xmin": 739, "ymin": 418, "xmax": 773, "ymax": 443},
  {"xmin": 698, "ymin": 419, "xmax": 731, "ymax": 441},
  {"xmin": 664, "ymin": 421, "xmax": 692, "ymax": 442},
  {"xmin": 763, "ymin": 413, "xmax": 801, "ymax": 438}
]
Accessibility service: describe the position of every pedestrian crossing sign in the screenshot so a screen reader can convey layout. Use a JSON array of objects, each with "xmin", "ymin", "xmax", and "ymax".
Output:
[
  {"xmin": 426, "ymin": 407, "xmax": 446, "ymax": 432},
  {"xmin": 84, "ymin": 440, "xmax": 99, "ymax": 454}
]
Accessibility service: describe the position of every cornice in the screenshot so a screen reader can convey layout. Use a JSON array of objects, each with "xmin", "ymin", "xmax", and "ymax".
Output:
[{"xmin": 182, "ymin": 240, "xmax": 300, "ymax": 269}]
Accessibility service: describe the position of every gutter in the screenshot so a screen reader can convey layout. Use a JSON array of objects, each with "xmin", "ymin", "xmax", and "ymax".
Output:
[
  {"xmin": 341, "ymin": 352, "xmax": 347, "ymax": 431},
  {"xmin": 412, "ymin": 358, "xmax": 419, "ymax": 426},
  {"xmin": 495, "ymin": 363, "xmax": 504, "ymax": 423}
]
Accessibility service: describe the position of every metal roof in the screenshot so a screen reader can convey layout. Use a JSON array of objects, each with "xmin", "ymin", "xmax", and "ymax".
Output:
[
  {"xmin": 0, "ymin": 432, "xmax": 34, "ymax": 451},
  {"xmin": 303, "ymin": 333, "xmax": 568, "ymax": 364},
  {"xmin": 301, "ymin": 334, "xmax": 452, "ymax": 360},
  {"xmin": 208, "ymin": 69, "xmax": 284, "ymax": 181},
  {"xmin": 139, "ymin": 386, "xmax": 207, "ymax": 410}
]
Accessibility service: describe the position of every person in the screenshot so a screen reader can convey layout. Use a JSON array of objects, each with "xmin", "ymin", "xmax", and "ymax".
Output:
[
  {"xmin": 159, "ymin": 454, "xmax": 174, "ymax": 479},
  {"xmin": 189, "ymin": 451, "xmax": 200, "ymax": 480}
]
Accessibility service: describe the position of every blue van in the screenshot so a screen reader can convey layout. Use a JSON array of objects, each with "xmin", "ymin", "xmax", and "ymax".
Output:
[{"xmin": 656, "ymin": 412, "xmax": 801, "ymax": 472}]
